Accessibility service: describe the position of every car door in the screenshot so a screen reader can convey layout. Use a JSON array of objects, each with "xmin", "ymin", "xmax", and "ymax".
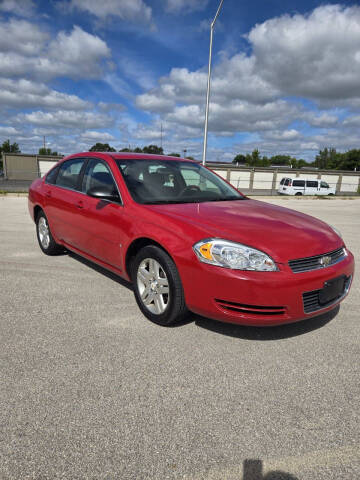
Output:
[
  {"xmin": 43, "ymin": 158, "xmax": 86, "ymax": 245},
  {"xmin": 305, "ymin": 180, "xmax": 319, "ymax": 195},
  {"xmin": 319, "ymin": 180, "xmax": 331, "ymax": 194},
  {"xmin": 75, "ymin": 158, "xmax": 126, "ymax": 270},
  {"xmin": 292, "ymin": 179, "xmax": 305, "ymax": 194}
]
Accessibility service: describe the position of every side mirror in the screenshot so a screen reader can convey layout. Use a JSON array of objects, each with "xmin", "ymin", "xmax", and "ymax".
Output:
[{"xmin": 87, "ymin": 186, "xmax": 120, "ymax": 202}]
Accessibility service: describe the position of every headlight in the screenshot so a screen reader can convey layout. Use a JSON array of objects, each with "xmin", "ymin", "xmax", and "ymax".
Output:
[
  {"xmin": 330, "ymin": 224, "xmax": 342, "ymax": 238},
  {"xmin": 193, "ymin": 239, "xmax": 278, "ymax": 271}
]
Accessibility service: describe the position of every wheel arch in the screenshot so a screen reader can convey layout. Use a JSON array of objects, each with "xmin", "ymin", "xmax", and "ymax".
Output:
[
  {"xmin": 125, "ymin": 237, "xmax": 173, "ymax": 279},
  {"xmin": 33, "ymin": 204, "xmax": 43, "ymax": 221}
]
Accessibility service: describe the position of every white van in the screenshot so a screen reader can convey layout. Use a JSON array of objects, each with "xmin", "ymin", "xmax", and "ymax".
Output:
[{"xmin": 278, "ymin": 178, "xmax": 336, "ymax": 196}]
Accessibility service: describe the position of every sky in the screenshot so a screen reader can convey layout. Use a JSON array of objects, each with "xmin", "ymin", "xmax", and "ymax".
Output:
[{"xmin": 1, "ymin": 0, "xmax": 360, "ymax": 162}]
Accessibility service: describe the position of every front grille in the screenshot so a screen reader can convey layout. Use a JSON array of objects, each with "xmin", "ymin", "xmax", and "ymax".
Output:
[
  {"xmin": 215, "ymin": 299, "xmax": 286, "ymax": 316},
  {"xmin": 302, "ymin": 275, "xmax": 351, "ymax": 313},
  {"xmin": 289, "ymin": 247, "xmax": 346, "ymax": 273}
]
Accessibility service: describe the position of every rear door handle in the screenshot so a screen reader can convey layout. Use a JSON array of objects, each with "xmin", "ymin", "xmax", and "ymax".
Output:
[{"xmin": 76, "ymin": 200, "xmax": 84, "ymax": 209}]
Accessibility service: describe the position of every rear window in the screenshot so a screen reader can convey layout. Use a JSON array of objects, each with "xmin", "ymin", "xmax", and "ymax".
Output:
[{"xmin": 292, "ymin": 180, "xmax": 305, "ymax": 187}]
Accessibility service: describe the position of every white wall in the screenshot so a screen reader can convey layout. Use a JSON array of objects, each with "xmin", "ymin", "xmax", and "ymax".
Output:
[
  {"xmin": 38, "ymin": 160, "xmax": 57, "ymax": 177},
  {"xmin": 340, "ymin": 176, "xmax": 359, "ymax": 192},
  {"xmin": 229, "ymin": 170, "xmax": 251, "ymax": 189},
  {"xmin": 253, "ymin": 171, "xmax": 273, "ymax": 189}
]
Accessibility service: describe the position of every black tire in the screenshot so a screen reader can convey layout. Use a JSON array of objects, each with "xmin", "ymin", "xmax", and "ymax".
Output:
[
  {"xmin": 131, "ymin": 245, "xmax": 188, "ymax": 326},
  {"xmin": 295, "ymin": 192, "xmax": 303, "ymax": 196},
  {"xmin": 36, "ymin": 210, "xmax": 63, "ymax": 255}
]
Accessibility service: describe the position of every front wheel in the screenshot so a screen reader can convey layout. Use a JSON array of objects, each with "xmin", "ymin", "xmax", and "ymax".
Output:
[
  {"xmin": 295, "ymin": 192, "xmax": 303, "ymax": 196},
  {"xmin": 131, "ymin": 245, "xmax": 188, "ymax": 326},
  {"xmin": 36, "ymin": 211, "xmax": 63, "ymax": 255}
]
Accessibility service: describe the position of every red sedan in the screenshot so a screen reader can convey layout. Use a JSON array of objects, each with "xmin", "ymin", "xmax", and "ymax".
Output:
[{"xmin": 28, "ymin": 152, "xmax": 354, "ymax": 326}]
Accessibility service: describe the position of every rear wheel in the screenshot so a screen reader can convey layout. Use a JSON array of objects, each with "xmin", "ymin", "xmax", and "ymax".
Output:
[
  {"xmin": 36, "ymin": 211, "xmax": 63, "ymax": 255},
  {"xmin": 131, "ymin": 245, "xmax": 188, "ymax": 326}
]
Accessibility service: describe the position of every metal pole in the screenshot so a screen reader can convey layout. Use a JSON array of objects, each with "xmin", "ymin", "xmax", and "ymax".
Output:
[{"xmin": 202, "ymin": 0, "xmax": 224, "ymax": 166}]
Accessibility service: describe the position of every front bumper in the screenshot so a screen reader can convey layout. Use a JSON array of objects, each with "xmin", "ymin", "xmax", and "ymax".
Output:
[{"xmin": 180, "ymin": 249, "xmax": 355, "ymax": 326}]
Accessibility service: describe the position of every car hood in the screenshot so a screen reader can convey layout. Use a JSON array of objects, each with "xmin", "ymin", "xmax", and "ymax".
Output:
[{"xmin": 146, "ymin": 199, "xmax": 343, "ymax": 263}]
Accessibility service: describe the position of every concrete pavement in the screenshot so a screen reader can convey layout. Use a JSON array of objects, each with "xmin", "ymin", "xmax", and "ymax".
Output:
[{"xmin": 0, "ymin": 197, "xmax": 359, "ymax": 479}]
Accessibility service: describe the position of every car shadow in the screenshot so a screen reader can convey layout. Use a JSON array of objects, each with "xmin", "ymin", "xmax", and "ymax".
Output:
[
  {"xmin": 67, "ymin": 251, "xmax": 133, "ymax": 291},
  {"xmin": 243, "ymin": 459, "xmax": 298, "ymax": 479},
  {"xmin": 193, "ymin": 305, "xmax": 340, "ymax": 340},
  {"xmin": 65, "ymin": 250, "xmax": 339, "ymax": 337}
]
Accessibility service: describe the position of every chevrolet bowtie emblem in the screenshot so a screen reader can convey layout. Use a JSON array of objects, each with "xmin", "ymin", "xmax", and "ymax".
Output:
[{"xmin": 319, "ymin": 256, "xmax": 332, "ymax": 267}]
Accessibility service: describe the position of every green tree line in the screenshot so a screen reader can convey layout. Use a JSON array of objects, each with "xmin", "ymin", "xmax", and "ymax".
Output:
[
  {"xmin": 88, "ymin": 143, "xmax": 194, "ymax": 159},
  {"xmin": 232, "ymin": 148, "xmax": 360, "ymax": 171}
]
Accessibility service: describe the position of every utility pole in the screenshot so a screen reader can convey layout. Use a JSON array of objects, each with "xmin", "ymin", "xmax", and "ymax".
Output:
[
  {"xmin": 160, "ymin": 123, "xmax": 163, "ymax": 150},
  {"xmin": 202, "ymin": 0, "xmax": 224, "ymax": 166}
]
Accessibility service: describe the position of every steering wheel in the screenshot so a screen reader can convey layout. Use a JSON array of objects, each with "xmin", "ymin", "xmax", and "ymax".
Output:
[{"xmin": 178, "ymin": 185, "xmax": 201, "ymax": 197}]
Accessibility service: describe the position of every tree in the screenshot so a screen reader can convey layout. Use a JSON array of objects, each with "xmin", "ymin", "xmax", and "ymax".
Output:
[
  {"xmin": 89, "ymin": 143, "xmax": 116, "ymax": 152},
  {"xmin": 245, "ymin": 149, "xmax": 261, "ymax": 166},
  {"xmin": 296, "ymin": 159, "xmax": 308, "ymax": 169},
  {"xmin": 0, "ymin": 139, "xmax": 20, "ymax": 154},
  {"xmin": 232, "ymin": 154, "xmax": 246, "ymax": 165},
  {"xmin": 337, "ymin": 149, "xmax": 360, "ymax": 171},
  {"xmin": 38, "ymin": 147, "xmax": 59, "ymax": 156},
  {"xmin": 133, "ymin": 147, "xmax": 143, "ymax": 153},
  {"xmin": 270, "ymin": 155, "xmax": 292, "ymax": 166},
  {"xmin": 168, "ymin": 152, "xmax": 181, "ymax": 157},
  {"xmin": 142, "ymin": 145, "xmax": 164, "ymax": 155}
]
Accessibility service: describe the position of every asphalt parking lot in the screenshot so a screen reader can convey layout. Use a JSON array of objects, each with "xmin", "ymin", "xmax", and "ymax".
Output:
[{"xmin": 1, "ymin": 197, "xmax": 359, "ymax": 480}]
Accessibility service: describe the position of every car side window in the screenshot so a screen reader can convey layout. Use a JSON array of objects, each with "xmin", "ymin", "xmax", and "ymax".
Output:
[
  {"xmin": 45, "ymin": 166, "xmax": 59, "ymax": 185},
  {"xmin": 56, "ymin": 159, "xmax": 85, "ymax": 190},
  {"xmin": 293, "ymin": 180, "xmax": 305, "ymax": 187},
  {"xmin": 82, "ymin": 159, "xmax": 120, "ymax": 201},
  {"xmin": 306, "ymin": 180, "xmax": 318, "ymax": 188}
]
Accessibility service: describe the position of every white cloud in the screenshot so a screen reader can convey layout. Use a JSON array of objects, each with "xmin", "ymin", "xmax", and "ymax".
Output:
[
  {"xmin": 343, "ymin": 115, "xmax": 360, "ymax": 127},
  {"xmin": 47, "ymin": 26, "xmax": 110, "ymax": 79},
  {"xmin": 0, "ymin": 21, "xmax": 111, "ymax": 80},
  {"xmin": 0, "ymin": 18, "xmax": 47, "ymax": 55},
  {"xmin": 0, "ymin": 125, "xmax": 20, "ymax": 135},
  {"xmin": 15, "ymin": 110, "xmax": 113, "ymax": 129},
  {"xmin": 136, "ymin": 92, "xmax": 175, "ymax": 113},
  {"xmin": 67, "ymin": 0, "xmax": 152, "ymax": 24},
  {"xmin": 0, "ymin": 0, "xmax": 36, "ymax": 17},
  {"xmin": 249, "ymin": 5, "xmax": 360, "ymax": 101},
  {"xmin": 304, "ymin": 112, "xmax": 339, "ymax": 128},
  {"xmin": 0, "ymin": 78, "xmax": 90, "ymax": 110},
  {"xmin": 263, "ymin": 130, "xmax": 302, "ymax": 141},
  {"xmin": 80, "ymin": 130, "xmax": 115, "ymax": 141},
  {"xmin": 165, "ymin": 0, "xmax": 208, "ymax": 14}
]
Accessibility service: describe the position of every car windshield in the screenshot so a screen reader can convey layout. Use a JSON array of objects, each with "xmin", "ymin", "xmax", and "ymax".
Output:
[{"xmin": 115, "ymin": 159, "xmax": 245, "ymax": 204}]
